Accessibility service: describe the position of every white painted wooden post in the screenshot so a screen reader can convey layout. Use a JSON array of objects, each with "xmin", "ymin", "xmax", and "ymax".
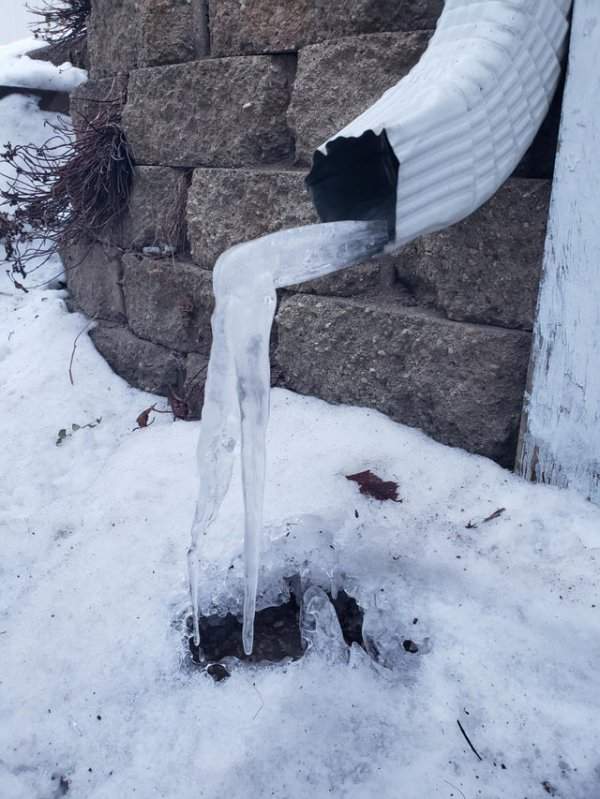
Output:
[{"xmin": 518, "ymin": 0, "xmax": 600, "ymax": 501}]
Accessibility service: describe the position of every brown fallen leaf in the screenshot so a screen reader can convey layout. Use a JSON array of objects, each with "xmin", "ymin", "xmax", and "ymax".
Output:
[
  {"xmin": 346, "ymin": 470, "xmax": 401, "ymax": 502},
  {"xmin": 136, "ymin": 405, "xmax": 156, "ymax": 429}
]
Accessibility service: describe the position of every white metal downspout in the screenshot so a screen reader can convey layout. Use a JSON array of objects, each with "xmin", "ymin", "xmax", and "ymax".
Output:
[{"xmin": 310, "ymin": 0, "xmax": 572, "ymax": 250}]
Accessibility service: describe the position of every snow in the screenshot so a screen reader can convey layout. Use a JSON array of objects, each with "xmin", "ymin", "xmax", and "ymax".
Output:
[
  {"xmin": 2, "ymin": 83, "xmax": 600, "ymax": 799},
  {"xmin": 0, "ymin": 92, "xmax": 68, "ymax": 208},
  {"xmin": 0, "ymin": 37, "xmax": 86, "ymax": 92}
]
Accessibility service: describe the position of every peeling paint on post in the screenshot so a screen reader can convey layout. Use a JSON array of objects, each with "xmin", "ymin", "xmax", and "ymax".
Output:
[{"xmin": 518, "ymin": 0, "xmax": 600, "ymax": 502}]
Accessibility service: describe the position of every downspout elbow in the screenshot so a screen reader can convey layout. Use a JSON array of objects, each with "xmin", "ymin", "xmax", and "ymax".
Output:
[{"xmin": 306, "ymin": 0, "xmax": 573, "ymax": 253}]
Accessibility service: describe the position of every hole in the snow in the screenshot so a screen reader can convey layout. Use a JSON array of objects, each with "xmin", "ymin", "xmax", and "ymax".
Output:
[
  {"xmin": 330, "ymin": 590, "xmax": 364, "ymax": 647},
  {"xmin": 186, "ymin": 586, "xmax": 365, "ymax": 669},
  {"xmin": 188, "ymin": 594, "xmax": 304, "ymax": 664}
]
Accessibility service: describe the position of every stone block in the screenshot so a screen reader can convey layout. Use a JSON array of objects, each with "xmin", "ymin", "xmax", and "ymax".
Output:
[
  {"xmin": 180, "ymin": 352, "xmax": 209, "ymax": 419},
  {"xmin": 209, "ymin": 0, "xmax": 443, "ymax": 56},
  {"xmin": 138, "ymin": 0, "xmax": 209, "ymax": 67},
  {"xmin": 28, "ymin": 36, "xmax": 89, "ymax": 70},
  {"xmin": 88, "ymin": 0, "xmax": 139, "ymax": 77},
  {"xmin": 114, "ymin": 166, "xmax": 190, "ymax": 251},
  {"xmin": 122, "ymin": 254, "xmax": 214, "ymax": 354},
  {"xmin": 187, "ymin": 168, "xmax": 316, "ymax": 268},
  {"xmin": 62, "ymin": 241, "xmax": 125, "ymax": 322},
  {"xmin": 186, "ymin": 166, "xmax": 397, "ymax": 297},
  {"xmin": 288, "ymin": 31, "xmax": 431, "ymax": 165},
  {"xmin": 90, "ymin": 323, "xmax": 186, "ymax": 395},
  {"xmin": 89, "ymin": 0, "xmax": 208, "ymax": 76},
  {"xmin": 122, "ymin": 56, "xmax": 294, "ymax": 167},
  {"xmin": 290, "ymin": 257, "xmax": 396, "ymax": 298},
  {"xmin": 274, "ymin": 294, "xmax": 531, "ymax": 465},
  {"xmin": 392, "ymin": 179, "xmax": 550, "ymax": 330}
]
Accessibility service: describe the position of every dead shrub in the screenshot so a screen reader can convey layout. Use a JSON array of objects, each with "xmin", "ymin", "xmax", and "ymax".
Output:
[
  {"xmin": 0, "ymin": 103, "xmax": 134, "ymax": 286},
  {"xmin": 29, "ymin": 0, "xmax": 90, "ymax": 49}
]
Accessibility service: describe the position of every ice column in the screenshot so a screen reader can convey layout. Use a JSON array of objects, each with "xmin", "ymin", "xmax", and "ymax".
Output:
[{"xmin": 188, "ymin": 220, "xmax": 389, "ymax": 655}]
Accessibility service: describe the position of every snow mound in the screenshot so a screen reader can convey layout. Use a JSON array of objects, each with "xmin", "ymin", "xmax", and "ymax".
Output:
[
  {"xmin": 1, "ymin": 71, "xmax": 599, "ymax": 799},
  {"xmin": 0, "ymin": 37, "xmax": 86, "ymax": 92}
]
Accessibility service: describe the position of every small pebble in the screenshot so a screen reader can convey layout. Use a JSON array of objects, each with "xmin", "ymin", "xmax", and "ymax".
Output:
[{"xmin": 207, "ymin": 663, "xmax": 230, "ymax": 683}]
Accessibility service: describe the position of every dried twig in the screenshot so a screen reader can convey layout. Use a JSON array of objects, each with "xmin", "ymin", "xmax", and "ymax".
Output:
[
  {"xmin": 443, "ymin": 779, "xmax": 467, "ymax": 799},
  {"xmin": 28, "ymin": 0, "xmax": 90, "ymax": 49},
  {"xmin": 252, "ymin": 682, "xmax": 264, "ymax": 720},
  {"xmin": 68, "ymin": 320, "xmax": 92, "ymax": 385},
  {"xmin": 456, "ymin": 719, "xmax": 483, "ymax": 761},
  {"xmin": 482, "ymin": 507, "xmax": 506, "ymax": 524},
  {"xmin": 0, "ymin": 104, "xmax": 134, "ymax": 284},
  {"xmin": 466, "ymin": 507, "xmax": 506, "ymax": 530}
]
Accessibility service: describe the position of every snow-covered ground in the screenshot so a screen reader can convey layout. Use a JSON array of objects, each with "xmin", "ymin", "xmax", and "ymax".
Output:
[
  {"xmin": 0, "ymin": 38, "xmax": 86, "ymax": 92},
  {"xmin": 1, "ymin": 81, "xmax": 600, "ymax": 799}
]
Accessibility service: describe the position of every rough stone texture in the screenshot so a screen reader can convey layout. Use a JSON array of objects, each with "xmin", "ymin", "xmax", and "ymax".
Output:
[
  {"xmin": 290, "ymin": 256, "xmax": 398, "ymax": 298},
  {"xmin": 138, "ymin": 0, "xmax": 209, "ymax": 67},
  {"xmin": 90, "ymin": 323, "xmax": 185, "ymax": 395},
  {"xmin": 28, "ymin": 36, "xmax": 89, "ymax": 70},
  {"xmin": 122, "ymin": 56, "xmax": 295, "ymax": 167},
  {"xmin": 275, "ymin": 295, "xmax": 531, "ymax": 464},
  {"xmin": 182, "ymin": 352, "xmax": 209, "ymax": 418},
  {"xmin": 62, "ymin": 241, "xmax": 126, "ymax": 323},
  {"xmin": 392, "ymin": 179, "xmax": 551, "ymax": 330},
  {"xmin": 0, "ymin": 86, "xmax": 70, "ymax": 114},
  {"xmin": 288, "ymin": 31, "xmax": 431, "ymax": 164},
  {"xmin": 122, "ymin": 254, "xmax": 214, "ymax": 354},
  {"xmin": 187, "ymin": 168, "xmax": 317, "ymax": 268},
  {"xmin": 69, "ymin": 75, "xmax": 128, "ymax": 131},
  {"xmin": 187, "ymin": 167, "xmax": 399, "ymax": 297},
  {"xmin": 209, "ymin": 0, "xmax": 443, "ymax": 56},
  {"xmin": 114, "ymin": 166, "xmax": 190, "ymax": 251},
  {"xmin": 89, "ymin": 0, "xmax": 208, "ymax": 76},
  {"xmin": 88, "ymin": 0, "xmax": 139, "ymax": 77}
]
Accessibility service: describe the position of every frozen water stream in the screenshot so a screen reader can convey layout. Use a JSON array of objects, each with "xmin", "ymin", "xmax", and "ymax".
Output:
[{"xmin": 188, "ymin": 220, "xmax": 388, "ymax": 655}]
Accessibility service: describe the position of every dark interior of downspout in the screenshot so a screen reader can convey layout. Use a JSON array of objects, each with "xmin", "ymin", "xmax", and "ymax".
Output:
[{"xmin": 305, "ymin": 129, "xmax": 399, "ymax": 242}]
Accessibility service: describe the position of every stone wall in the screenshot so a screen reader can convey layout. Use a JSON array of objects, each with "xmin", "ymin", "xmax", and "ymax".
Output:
[{"xmin": 65, "ymin": 0, "xmax": 558, "ymax": 467}]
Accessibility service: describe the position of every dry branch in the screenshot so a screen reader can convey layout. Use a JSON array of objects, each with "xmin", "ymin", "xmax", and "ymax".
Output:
[
  {"xmin": 29, "ymin": 0, "xmax": 90, "ymax": 49},
  {"xmin": 0, "ymin": 104, "xmax": 134, "ymax": 285}
]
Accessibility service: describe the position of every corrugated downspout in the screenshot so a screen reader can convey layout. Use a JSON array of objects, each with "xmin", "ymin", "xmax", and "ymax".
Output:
[{"xmin": 307, "ymin": 0, "xmax": 572, "ymax": 250}]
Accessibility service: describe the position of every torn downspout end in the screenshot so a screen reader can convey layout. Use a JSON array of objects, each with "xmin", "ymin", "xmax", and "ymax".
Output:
[{"xmin": 305, "ymin": 128, "xmax": 399, "ymax": 244}]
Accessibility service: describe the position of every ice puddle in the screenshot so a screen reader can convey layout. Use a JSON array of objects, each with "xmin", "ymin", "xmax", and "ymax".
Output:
[{"xmin": 187, "ymin": 220, "xmax": 389, "ymax": 655}]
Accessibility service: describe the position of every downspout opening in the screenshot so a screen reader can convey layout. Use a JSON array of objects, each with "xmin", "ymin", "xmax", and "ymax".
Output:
[{"xmin": 305, "ymin": 128, "xmax": 399, "ymax": 243}]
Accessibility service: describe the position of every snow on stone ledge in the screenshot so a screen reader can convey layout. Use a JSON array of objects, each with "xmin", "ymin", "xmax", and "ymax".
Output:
[{"xmin": 0, "ymin": 37, "xmax": 87, "ymax": 92}]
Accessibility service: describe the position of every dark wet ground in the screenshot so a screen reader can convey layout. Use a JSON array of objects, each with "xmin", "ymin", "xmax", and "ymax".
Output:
[{"xmin": 187, "ymin": 588, "xmax": 365, "ymax": 676}]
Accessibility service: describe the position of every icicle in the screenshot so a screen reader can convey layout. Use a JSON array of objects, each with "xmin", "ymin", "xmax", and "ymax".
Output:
[
  {"xmin": 362, "ymin": 607, "xmax": 407, "ymax": 669},
  {"xmin": 300, "ymin": 585, "xmax": 348, "ymax": 663},
  {"xmin": 188, "ymin": 221, "xmax": 389, "ymax": 655}
]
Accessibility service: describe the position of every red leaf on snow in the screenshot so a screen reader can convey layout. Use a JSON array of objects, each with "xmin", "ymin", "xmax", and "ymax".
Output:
[{"xmin": 346, "ymin": 470, "xmax": 401, "ymax": 502}]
